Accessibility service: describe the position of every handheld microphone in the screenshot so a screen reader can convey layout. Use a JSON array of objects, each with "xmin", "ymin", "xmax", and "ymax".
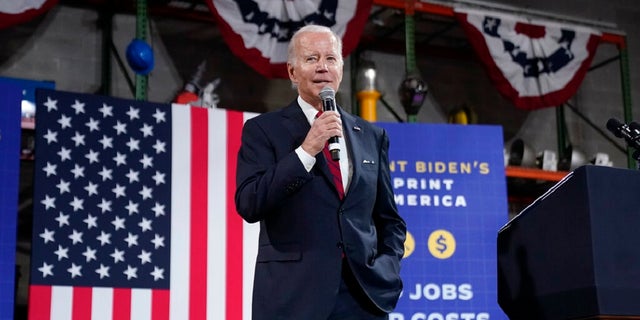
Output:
[
  {"xmin": 606, "ymin": 118, "xmax": 640, "ymax": 149},
  {"xmin": 319, "ymin": 86, "xmax": 340, "ymax": 161}
]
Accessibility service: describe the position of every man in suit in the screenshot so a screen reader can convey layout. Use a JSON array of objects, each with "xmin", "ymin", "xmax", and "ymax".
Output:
[{"xmin": 235, "ymin": 24, "xmax": 406, "ymax": 320}]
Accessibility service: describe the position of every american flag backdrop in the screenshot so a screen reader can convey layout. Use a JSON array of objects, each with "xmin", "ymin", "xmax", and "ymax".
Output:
[{"xmin": 29, "ymin": 89, "xmax": 259, "ymax": 320}]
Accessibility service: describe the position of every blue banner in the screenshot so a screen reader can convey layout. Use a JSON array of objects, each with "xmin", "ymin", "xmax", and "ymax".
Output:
[
  {"xmin": 378, "ymin": 123, "xmax": 508, "ymax": 320},
  {"xmin": 0, "ymin": 82, "xmax": 22, "ymax": 320},
  {"xmin": 0, "ymin": 77, "xmax": 55, "ymax": 319},
  {"xmin": 0, "ymin": 76, "xmax": 55, "ymax": 120}
]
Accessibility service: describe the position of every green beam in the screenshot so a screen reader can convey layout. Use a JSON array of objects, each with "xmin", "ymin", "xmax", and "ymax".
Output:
[
  {"xmin": 404, "ymin": 12, "xmax": 417, "ymax": 123},
  {"xmin": 135, "ymin": 0, "xmax": 148, "ymax": 101},
  {"xmin": 618, "ymin": 41, "xmax": 634, "ymax": 168}
]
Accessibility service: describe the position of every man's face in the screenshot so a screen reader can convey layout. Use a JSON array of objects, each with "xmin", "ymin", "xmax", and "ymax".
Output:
[{"xmin": 288, "ymin": 31, "xmax": 343, "ymax": 108}]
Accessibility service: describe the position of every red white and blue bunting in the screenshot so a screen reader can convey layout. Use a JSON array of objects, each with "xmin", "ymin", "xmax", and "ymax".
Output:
[
  {"xmin": 0, "ymin": 0, "xmax": 58, "ymax": 30},
  {"xmin": 455, "ymin": 8, "xmax": 601, "ymax": 110},
  {"xmin": 207, "ymin": 0, "xmax": 372, "ymax": 79}
]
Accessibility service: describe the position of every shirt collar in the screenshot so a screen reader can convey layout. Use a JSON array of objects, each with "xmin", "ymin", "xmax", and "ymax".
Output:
[{"xmin": 297, "ymin": 96, "xmax": 320, "ymax": 125}]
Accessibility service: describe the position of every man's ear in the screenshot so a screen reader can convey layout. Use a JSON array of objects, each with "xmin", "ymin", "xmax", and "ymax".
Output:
[{"xmin": 287, "ymin": 63, "xmax": 296, "ymax": 82}]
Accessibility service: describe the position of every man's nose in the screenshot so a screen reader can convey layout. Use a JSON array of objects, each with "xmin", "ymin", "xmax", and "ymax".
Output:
[{"xmin": 316, "ymin": 61, "xmax": 329, "ymax": 71}]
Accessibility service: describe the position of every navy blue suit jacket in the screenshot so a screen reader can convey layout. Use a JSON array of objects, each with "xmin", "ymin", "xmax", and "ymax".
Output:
[{"xmin": 235, "ymin": 100, "xmax": 406, "ymax": 320}]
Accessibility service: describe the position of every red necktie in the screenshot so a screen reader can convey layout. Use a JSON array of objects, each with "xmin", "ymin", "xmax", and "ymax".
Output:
[{"xmin": 316, "ymin": 112, "xmax": 344, "ymax": 199}]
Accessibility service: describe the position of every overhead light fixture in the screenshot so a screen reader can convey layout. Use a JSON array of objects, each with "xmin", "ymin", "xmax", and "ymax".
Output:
[
  {"xmin": 536, "ymin": 150, "xmax": 558, "ymax": 171},
  {"xmin": 591, "ymin": 152, "xmax": 613, "ymax": 167},
  {"xmin": 570, "ymin": 149, "xmax": 590, "ymax": 170},
  {"xmin": 398, "ymin": 73, "xmax": 428, "ymax": 118},
  {"xmin": 447, "ymin": 104, "xmax": 477, "ymax": 125},
  {"xmin": 507, "ymin": 138, "xmax": 536, "ymax": 168},
  {"xmin": 356, "ymin": 58, "xmax": 381, "ymax": 122}
]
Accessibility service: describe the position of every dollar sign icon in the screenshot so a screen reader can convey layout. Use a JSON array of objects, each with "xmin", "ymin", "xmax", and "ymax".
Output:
[
  {"xmin": 403, "ymin": 230, "xmax": 415, "ymax": 259},
  {"xmin": 428, "ymin": 229, "xmax": 456, "ymax": 259},
  {"xmin": 435, "ymin": 235, "xmax": 447, "ymax": 254}
]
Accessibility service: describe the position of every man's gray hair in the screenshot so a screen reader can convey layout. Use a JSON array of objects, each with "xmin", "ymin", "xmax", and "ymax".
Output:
[{"xmin": 287, "ymin": 25, "xmax": 343, "ymax": 66}]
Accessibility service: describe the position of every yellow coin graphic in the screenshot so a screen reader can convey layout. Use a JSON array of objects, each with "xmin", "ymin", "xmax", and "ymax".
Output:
[
  {"xmin": 427, "ymin": 229, "xmax": 456, "ymax": 259},
  {"xmin": 403, "ymin": 230, "xmax": 415, "ymax": 258}
]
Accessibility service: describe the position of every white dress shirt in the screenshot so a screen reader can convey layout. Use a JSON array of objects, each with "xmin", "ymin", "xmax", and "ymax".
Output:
[{"xmin": 294, "ymin": 96, "xmax": 351, "ymax": 194}]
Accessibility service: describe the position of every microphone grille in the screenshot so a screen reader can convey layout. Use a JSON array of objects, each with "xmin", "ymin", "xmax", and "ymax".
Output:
[
  {"xmin": 319, "ymin": 86, "xmax": 335, "ymax": 100},
  {"xmin": 606, "ymin": 118, "xmax": 624, "ymax": 138}
]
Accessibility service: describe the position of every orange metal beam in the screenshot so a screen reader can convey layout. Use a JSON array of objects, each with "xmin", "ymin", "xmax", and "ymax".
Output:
[
  {"xmin": 372, "ymin": 0, "xmax": 454, "ymax": 17},
  {"xmin": 372, "ymin": 0, "xmax": 625, "ymax": 46},
  {"xmin": 601, "ymin": 32, "xmax": 626, "ymax": 48},
  {"xmin": 505, "ymin": 166, "xmax": 568, "ymax": 182}
]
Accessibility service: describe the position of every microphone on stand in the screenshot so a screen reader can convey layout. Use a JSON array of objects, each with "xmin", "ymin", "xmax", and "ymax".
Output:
[
  {"xmin": 319, "ymin": 86, "xmax": 340, "ymax": 161},
  {"xmin": 628, "ymin": 121, "xmax": 640, "ymax": 135},
  {"xmin": 606, "ymin": 118, "xmax": 640, "ymax": 150}
]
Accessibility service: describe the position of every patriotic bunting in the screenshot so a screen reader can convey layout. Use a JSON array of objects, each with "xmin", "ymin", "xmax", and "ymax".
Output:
[
  {"xmin": 0, "ymin": 0, "xmax": 58, "ymax": 30},
  {"xmin": 206, "ymin": 0, "xmax": 373, "ymax": 78},
  {"xmin": 455, "ymin": 8, "xmax": 601, "ymax": 110}
]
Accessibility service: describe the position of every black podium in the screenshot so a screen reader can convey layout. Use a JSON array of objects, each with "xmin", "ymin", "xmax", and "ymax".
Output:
[{"xmin": 498, "ymin": 165, "xmax": 640, "ymax": 319}]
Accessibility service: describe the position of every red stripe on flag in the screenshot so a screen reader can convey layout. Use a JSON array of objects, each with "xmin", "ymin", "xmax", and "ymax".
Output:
[
  {"xmin": 226, "ymin": 111, "xmax": 244, "ymax": 319},
  {"xmin": 190, "ymin": 107, "xmax": 209, "ymax": 319},
  {"xmin": 28, "ymin": 285, "xmax": 52, "ymax": 320},
  {"xmin": 72, "ymin": 287, "xmax": 92, "ymax": 320},
  {"xmin": 113, "ymin": 288, "xmax": 131, "ymax": 319},
  {"xmin": 151, "ymin": 289, "xmax": 170, "ymax": 320}
]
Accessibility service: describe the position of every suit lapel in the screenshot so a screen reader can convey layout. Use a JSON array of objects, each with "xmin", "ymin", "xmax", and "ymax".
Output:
[
  {"xmin": 281, "ymin": 101, "xmax": 310, "ymax": 145},
  {"xmin": 340, "ymin": 109, "xmax": 365, "ymax": 197}
]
